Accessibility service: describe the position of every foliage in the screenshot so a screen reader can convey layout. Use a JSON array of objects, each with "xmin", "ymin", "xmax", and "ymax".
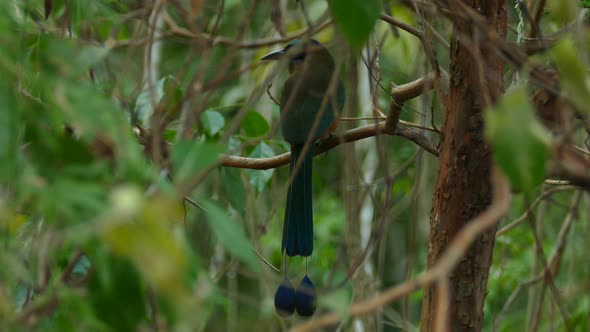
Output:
[
  {"xmin": 486, "ymin": 86, "xmax": 551, "ymax": 193},
  {"xmin": 0, "ymin": 0, "xmax": 588, "ymax": 331}
]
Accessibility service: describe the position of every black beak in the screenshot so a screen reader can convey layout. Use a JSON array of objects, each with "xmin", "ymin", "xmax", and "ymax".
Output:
[{"xmin": 261, "ymin": 49, "xmax": 285, "ymax": 61}]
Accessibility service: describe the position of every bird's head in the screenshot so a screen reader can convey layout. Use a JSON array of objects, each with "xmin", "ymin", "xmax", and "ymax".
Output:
[{"xmin": 261, "ymin": 39, "xmax": 334, "ymax": 74}]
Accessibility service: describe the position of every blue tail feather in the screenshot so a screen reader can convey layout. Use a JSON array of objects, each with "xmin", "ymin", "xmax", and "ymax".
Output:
[{"xmin": 283, "ymin": 144, "xmax": 314, "ymax": 257}]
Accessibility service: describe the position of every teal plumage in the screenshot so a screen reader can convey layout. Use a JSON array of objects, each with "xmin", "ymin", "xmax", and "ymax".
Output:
[
  {"xmin": 263, "ymin": 39, "xmax": 345, "ymax": 257},
  {"xmin": 262, "ymin": 39, "xmax": 344, "ymax": 317}
]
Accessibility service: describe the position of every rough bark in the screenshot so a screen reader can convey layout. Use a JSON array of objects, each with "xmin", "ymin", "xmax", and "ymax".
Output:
[{"xmin": 420, "ymin": 1, "xmax": 507, "ymax": 331}]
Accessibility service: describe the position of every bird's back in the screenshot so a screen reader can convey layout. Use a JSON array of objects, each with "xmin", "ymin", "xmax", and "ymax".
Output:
[{"xmin": 280, "ymin": 59, "xmax": 344, "ymax": 145}]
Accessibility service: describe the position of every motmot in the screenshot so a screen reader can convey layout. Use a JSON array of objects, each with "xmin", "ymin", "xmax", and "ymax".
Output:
[{"xmin": 261, "ymin": 39, "xmax": 345, "ymax": 317}]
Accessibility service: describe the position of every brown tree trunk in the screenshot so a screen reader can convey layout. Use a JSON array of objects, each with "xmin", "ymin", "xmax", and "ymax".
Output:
[{"xmin": 420, "ymin": 1, "xmax": 507, "ymax": 331}]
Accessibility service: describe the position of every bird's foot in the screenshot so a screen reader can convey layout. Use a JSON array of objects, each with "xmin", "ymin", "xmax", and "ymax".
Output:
[{"xmin": 316, "ymin": 133, "xmax": 335, "ymax": 156}]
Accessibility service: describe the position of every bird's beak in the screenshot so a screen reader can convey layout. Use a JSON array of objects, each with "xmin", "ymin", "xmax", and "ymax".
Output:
[{"xmin": 261, "ymin": 49, "xmax": 285, "ymax": 61}]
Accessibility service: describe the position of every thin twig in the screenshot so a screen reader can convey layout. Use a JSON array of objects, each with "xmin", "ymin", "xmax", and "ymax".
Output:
[
  {"xmin": 266, "ymin": 83, "xmax": 280, "ymax": 106},
  {"xmin": 379, "ymin": 14, "xmax": 423, "ymax": 39},
  {"xmin": 252, "ymin": 248, "xmax": 280, "ymax": 273},
  {"xmin": 167, "ymin": 18, "xmax": 333, "ymax": 48},
  {"xmin": 493, "ymin": 274, "xmax": 544, "ymax": 331},
  {"xmin": 496, "ymin": 186, "xmax": 577, "ymax": 237},
  {"xmin": 524, "ymin": 196, "xmax": 571, "ymax": 328}
]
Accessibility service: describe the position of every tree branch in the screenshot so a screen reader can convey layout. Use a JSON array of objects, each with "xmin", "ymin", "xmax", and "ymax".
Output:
[
  {"xmin": 379, "ymin": 14, "xmax": 423, "ymax": 39},
  {"xmin": 222, "ymin": 123, "xmax": 437, "ymax": 170},
  {"xmin": 222, "ymin": 72, "xmax": 442, "ymax": 170},
  {"xmin": 549, "ymin": 144, "xmax": 590, "ymax": 192},
  {"xmin": 166, "ymin": 16, "xmax": 333, "ymax": 48}
]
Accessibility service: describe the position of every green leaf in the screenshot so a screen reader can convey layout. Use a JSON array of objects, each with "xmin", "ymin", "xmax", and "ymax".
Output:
[
  {"xmin": 241, "ymin": 111, "xmax": 269, "ymax": 137},
  {"xmin": 201, "ymin": 199, "xmax": 259, "ymax": 271},
  {"xmin": 47, "ymin": 80, "xmax": 147, "ymax": 179},
  {"xmin": 32, "ymin": 36, "xmax": 110, "ymax": 77},
  {"xmin": 485, "ymin": 85, "xmax": 551, "ymax": 192},
  {"xmin": 201, "ymin": 110, "xmax": 225, "ymax": 136},
  {"xmin": 48, "ymin": 287, "xmax": 108, "ymax": 331},
  {"xmin": 76, "ymin": 45, "xmax": 111, "ymax": 71},
  {"xmin": 222, "ymin": 167, "xmax": 246, "ymax": 215},
  {"xmin": 551, "ymin": 37, "xmax": 590, "ymax": 114},
  {"xmin": 160, "ymin": 76, "xmax": 183, "ymax": 112},
  {"xmin": 245, "ymin": 142, "xmax": 274, "ymax": 192},
  {"xmin": 547, "ymin": 0, "xmax": 579, "ymax": 22},
  {"xmin": 39, "ymin": 178, "xmax": 107, "ymax": 222},
  {"xmin": 135, "ymin": 76, "xmax": 183, "ymax": 129},
  {"xmin": 171, "ymin": 140, "xmax": 225, "ymax": 184},
  {"xmin": 88, "ymin": 254, "xmax": 146, "ymax": 332},
  {"xmin": 101, "ymin": 194, "xmax": 189, "ymax": 297},
  {"xmin": 55, "ymin": 83, "xmax": 119, "ymax": 134},
  {"xmin": 135, "ymin": 77, "xmax": 166, "ymax": 128},
  {"xmin": 329, "ymin": 0, "xmax": 381, "ymax": 48},
  {"xmin": 0, "ymin": 78, "xmax": 20, "ymax": 183}
]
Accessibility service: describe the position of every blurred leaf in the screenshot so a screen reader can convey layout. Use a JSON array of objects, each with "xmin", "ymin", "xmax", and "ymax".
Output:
[
  {"xmin": 48, "ymin": 82, "xmax": 145, "ymax": 177},
  {"xmin": 241, "ymin": 111, "xmax": 269, "ymax": 137},
  {"xmin": 135, "ymin": 76, "xmax": 183, "ymax": 129},
  {"xmin": 201, "ymin": 110, "xmax": 225, "ymax": 136},
  {"xmin": 245, "ymin": 142, "xmax": 274, "ymax": 192},
  {"xmin": 46, "ymin": 287, "xmax": 108, "ymax": 331},
  {"xmin": 88, "ymin": 254, "xmax": 146, "ymax": 332},
  {"xmin": 101, "ymin": 194, "xmax": 188, "ymax": 297},
  {"xmin": 329, "ymin": 0, "xmax": 381, "ymax": 48},
  {"xmin": 135, "ymin": 77, "xmax": 166, "ymax": 128},
  {"xmin": 73, "ymin": 255, "xmax": 91, "ymax": 275},
  {"xmin": 53, "ymin": 83, "xmax": 118, "ymax": 135},
  {"xmin": 222, "ymin": 167, "xmax": 246, "ymax": 215},
  {"xmin": 159, "ymin": 76, "xmax": 184, "ymax": 114},
  {"xmin": 0, "ymin": 79, "xmax": 20, "ymax": 183},
  {"xmin": 27, "ymin": 132, "xmax": 96, "ymax": 180},
  {"xmin": 75, "ymin": 45, "xmax": 111, "ymax": 71},
  {"xmin": 39, "ymin": 178, "xmax": 107, "ymax": 222},
  {"xmin": 4, "ymin": 214, "xmax": 27, "ymax": 235},
  {"xmin": 485, "ymin": 86, "xmax": 551, "ymax": 192},
  {"xmin": 201, "ymin": 199, "xmax": 259, "ymax": 271},
  {"xmin": 551, "ymin": 37, "xmax": 590, "ymax": 114},
  {"xmin": 547, "ymin": 0, "xmax": 579, "ymax": 22},
  {"xmin": 32, "ymin": 36, "xmax": 110, "ymax": 76},
  {"xmin": 171, "ymin": 140, "xmax": 225, "ymax": 184}
]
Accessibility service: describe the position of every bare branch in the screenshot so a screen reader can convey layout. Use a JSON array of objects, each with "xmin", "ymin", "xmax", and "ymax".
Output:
[
  {"xmin": 166, "ymin": 17, "xmax": 333, "ymax": 48},
  {"xmin": 222, "ymin": 122, "xmax": 438, "ymax": 170},
  {"xmin": 549, "ymin": 144, "xmax": 590, "ymax": 192},
  {"xmin": 379, "ymin": 14, "xmax": 423, "ymax": 39}
]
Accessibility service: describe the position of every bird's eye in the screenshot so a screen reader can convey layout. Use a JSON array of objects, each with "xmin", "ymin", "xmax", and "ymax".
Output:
[
  {"xmin": 283, "ymin": 39, "xmax": 321, "ymax": 63},
  {"xmin": 284, "ymin": 44, "xmax": 306, "ymax": 63},
  {"xmin": 291, "ymin": 53, "xmax": 306, "ymax": 63}
]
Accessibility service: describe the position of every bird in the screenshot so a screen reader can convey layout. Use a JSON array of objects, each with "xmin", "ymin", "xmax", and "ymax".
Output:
[{"xmin": 261, "ymin": 39, "xmax": 345, "ymax": 317}]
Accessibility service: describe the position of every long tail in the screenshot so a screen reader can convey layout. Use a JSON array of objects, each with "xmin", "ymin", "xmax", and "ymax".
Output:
[{"xmin": 282, "ymin": 144, "xmax": 313, "ymax": 257}]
